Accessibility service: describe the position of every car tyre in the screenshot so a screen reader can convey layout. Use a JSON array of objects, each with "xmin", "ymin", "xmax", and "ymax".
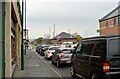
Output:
[
  {"xmin": 45, "ymin": 56, "xmax": 47, "ymax": 59},
  {"xmin": 70, "ymin": 65, "xmax": 76, "ymax": 77},
  {"xmin": 91, "ymin": 73, "xmax": 97, "ymax": 79},
  {"xmin": 52, "ymin": 60, "xmax": 54, "ymax": 64},
  {"xmin": 57, "ymin": 61, "xmax": 60, "ymax": 68}
]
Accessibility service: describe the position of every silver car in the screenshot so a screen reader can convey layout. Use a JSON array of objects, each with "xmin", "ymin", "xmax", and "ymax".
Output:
[{"xmin": 51, "ymin": 48, "xmax": 74, "ymax": 67}]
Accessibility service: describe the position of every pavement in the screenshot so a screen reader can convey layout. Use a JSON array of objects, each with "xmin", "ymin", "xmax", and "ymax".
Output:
[{"xmin": 13, "ymin": 49, "xmax": 62, "ymax": 78}]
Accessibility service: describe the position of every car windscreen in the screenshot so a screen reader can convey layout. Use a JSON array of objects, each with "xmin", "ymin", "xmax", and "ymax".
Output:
[
  {"xmin": 108, "ymin": 38, "xmax": 120, "ymax": 60},
  {"xmin": 49, "ymin": 47, "xmax": 59, "ymax": 50},
  {"xmin": 61, "ymin": 49, "xmax": 71, "ymax": 54}
]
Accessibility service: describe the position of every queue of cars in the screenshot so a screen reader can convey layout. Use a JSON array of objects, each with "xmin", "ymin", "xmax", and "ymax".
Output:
[
  {"xmin": 36, "ymin": 35, "xmax": 120, "ymax": 79},
  {"xmin": 36, "ymin": 44, "xmax": 76, "ymax": 67},
  {"xmin": 36, "ymin": 45, "xmax": 48, "ymax": 56}
]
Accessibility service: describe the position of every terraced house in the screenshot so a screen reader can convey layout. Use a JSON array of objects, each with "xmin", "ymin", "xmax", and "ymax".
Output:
[
  {"xmin": 0, "ymin": 0, "xmax": 24, "ymax": 78},
  {"xmin": 99, "ymin": 4, "xmax": 120, "ymax": 35}
]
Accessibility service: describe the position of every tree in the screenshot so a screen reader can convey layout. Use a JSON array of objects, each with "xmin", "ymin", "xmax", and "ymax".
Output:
[
  {"xmin": 31, "ymin": 37, "xmax": 43, "ymax": 45},
  {"xmin": 96, "ymin": 29, "xmax": 100, "ymax": 33},
  {"xmin": 72, "ymin": 33, "xmax": 82, "ymax": 42},
  {"xmin": 35, "ymin": 37, "xmax": 43, "ymax": 45}
]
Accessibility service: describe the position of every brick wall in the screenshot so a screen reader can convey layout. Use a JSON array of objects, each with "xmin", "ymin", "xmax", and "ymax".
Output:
[{"xmin": 100, "ymin": 17, "xmax": 120, "ymax": 35}]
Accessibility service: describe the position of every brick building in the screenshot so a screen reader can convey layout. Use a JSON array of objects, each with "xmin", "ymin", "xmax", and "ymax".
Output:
[{"xmin": 99, "ymin": 5, "xmax": 120, "ymax": 36}]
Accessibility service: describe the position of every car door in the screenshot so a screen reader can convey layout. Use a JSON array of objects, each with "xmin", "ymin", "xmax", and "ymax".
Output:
[
  {"xmin": 52, "ymin": 49, "xmax": 60, "ymax": 64},
  {"xmin": 73, "ymin": 42, "xmax": 83, "ymax": 75},
  {"xmin": 78, "ymin": 41, "xmax": 95, "ymax": 78}
]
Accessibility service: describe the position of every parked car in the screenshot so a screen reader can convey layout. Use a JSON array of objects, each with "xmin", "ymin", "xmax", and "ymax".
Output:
[
  {"xmin": 38, "ymin": 45, "xmax": 48, "ymax": 56},
  {"xmin": 44, "ymin": 46, "xmax": 59, "ymax": 60},
  {"xmin": 36, "ymin": 45, "xmax": 42, "ymax": 53},
  {"xmin": 70, "ymin": 35, "xmax": 120, "ymax": 79},
  {"xmin": 51, "ymin": 48, "xmax": 74, "ymax": 67}
]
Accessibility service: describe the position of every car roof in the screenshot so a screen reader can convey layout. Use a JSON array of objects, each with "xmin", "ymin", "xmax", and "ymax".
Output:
[
  {"xmin": 58, "ymin": 48, "xmax": 73, "ymax": 51},
  {"xmin": 49, "ymin": 46, "xmax": 59, "ymax": 48},
  {"xmin": 82, "ymin": 35, "xmax": 120, "ymax": 41}
]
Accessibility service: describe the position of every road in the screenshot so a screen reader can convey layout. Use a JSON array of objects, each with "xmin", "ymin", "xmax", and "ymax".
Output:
[{"xmin": 33, "ymin": 49, "xmax": 80, "ymax": 79}]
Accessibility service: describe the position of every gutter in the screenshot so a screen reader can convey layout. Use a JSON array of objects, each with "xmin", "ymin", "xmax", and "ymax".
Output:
[{"xmin": 2, "ymin": 2, "xmax": 5, "ymax": 79}]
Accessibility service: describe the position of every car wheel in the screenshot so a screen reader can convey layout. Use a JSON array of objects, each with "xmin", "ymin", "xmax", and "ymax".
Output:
[
  {"xmin": 91, "ymin": 73, "xmax": 97, "ymax": 79},
  {"xmin": 57, "ymin": 61, "xmax": 60, "ymax": 68},
  {"xmin": 70, "ymin": 65, "xmax": 76, "ymax": 77},
  {"xmin": 45, "ymin": 56, "xmax": 47, "ymax": 59},
  {"xmin": 52, "ymin": 60, "xmax": 54, "ymax": 64}
]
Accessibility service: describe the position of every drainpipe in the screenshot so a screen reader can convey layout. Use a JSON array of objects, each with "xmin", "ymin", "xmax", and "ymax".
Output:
[
  {"xmin": 24, "ymin": 0, "xmax": 26, "ymax": 55},
  {"xmin": 2, "ymin": 2, "xmax": 5, "ymax": 79},
  {"xmin": 21, "ymin": 0, "xmax": 24, "ymax": 70}
]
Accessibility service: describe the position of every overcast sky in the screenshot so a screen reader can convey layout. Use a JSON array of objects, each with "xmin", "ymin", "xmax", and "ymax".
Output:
[{"xmin": 26, "ymin": 0, "xmax": 120, "ymax": 39}]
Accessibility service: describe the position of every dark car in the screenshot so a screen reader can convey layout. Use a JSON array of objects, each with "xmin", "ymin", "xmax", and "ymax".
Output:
[
  {"xmin": 71, "ymin": 35, "xmax": 120, "ymax": 79},
  {"xmin": 36, "ymin": 45, "xmax": 42, "ymax": 53},
  {"xmin": 51, "ymin": 48, "xmax": 74, "ymax": 67},
  {"xmin": 39, "ymin": 45, "xmax": 48, "ymax": 56}
]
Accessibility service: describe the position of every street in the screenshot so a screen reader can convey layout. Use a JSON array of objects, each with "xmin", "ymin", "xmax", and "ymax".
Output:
[
  {"xmin": 14, "ymin": 49, "xmax": 80, "ymax": 79},
  {"xmin": 34, "ymin": 49, "xmax": 81, "ymax": 79}
]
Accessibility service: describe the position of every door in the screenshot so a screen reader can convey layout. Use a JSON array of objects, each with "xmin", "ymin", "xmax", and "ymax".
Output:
[
  {"xmin": 73, "ymin": 43, "xmax": 82, "ymax": 74},
  {"xmin": 78, "ymin": 41, "xmax": 95, "ymax": 78},
  {"xmin": 108, "ymin": 38, "xmax": 120, "ymax": 74},
  {"xmin": 52, "ymin": 49, "xmax": 60, "ymax": 63}
]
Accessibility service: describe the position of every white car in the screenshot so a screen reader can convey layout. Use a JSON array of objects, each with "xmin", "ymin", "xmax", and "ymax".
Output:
[{"xmin": 44, "ymin": 46, "xmax": 59, "ymax": 60}]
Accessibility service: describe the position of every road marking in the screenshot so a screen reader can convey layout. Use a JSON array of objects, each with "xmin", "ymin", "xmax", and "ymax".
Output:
[
  {"xmin": 35, "ymin": 52, "xmax": 64, "ymax": 79},
  {"xmin": 35, "ymin": 64, "xmax": 40, "ymax": 67}
]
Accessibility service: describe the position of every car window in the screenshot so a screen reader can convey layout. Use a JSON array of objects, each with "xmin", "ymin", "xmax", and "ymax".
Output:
[
  {"xmin": 49, "ymin": 47, "xmax": 58, "ymax": 50},
  {"xmin": 92, "ymin": 40, "xmax": 106, "ymax": 62},
  {"xmin": 62, "ymin": 49, "xmax": 71, "ymax": 54},
  {"xmin": 108, "ymin": 38, "xmax": 120, "ymax": 59},
  {"xmin": 80, "ymin": 41, "xmax": 94, "ymax": 55},
  {"xmin": 75, "ymin": 44, "xmax": 82, "ymax": 54},
  {"xmin": 93, "ymin": 40, "xmax": 106, "ymax": 56},
  {"xmin": 55, "ymin": 49, "xmax": 62, "ymax": 54}
]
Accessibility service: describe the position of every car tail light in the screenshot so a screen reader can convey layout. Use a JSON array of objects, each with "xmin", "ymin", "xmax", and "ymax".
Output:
[
  {"xmin": 58, "ymin": 54, "xmax": 64, "ymax": 58},
  {"xmin": 47, "ymin": 52, "xmax": 51, "ymax": 54},
  {"xmin": 56, "ymin": 54, "xmax": 64, "ymax": 61},
  {"xmin": 103, "ymin": 62, "xmax": 110, "ymax": 72}
]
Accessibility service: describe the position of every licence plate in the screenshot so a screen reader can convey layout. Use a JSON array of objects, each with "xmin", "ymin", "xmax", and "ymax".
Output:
[{"xmin": 67, "ymin": 60, "xmax": 71, "ymax": 63}]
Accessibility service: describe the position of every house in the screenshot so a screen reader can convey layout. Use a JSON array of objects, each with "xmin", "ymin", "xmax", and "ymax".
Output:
[
  {"xmin": 51, "ymin": 32, "xmax": 77, "ymax": 44},
  {"xmin": 99, "ymin": 5, "xmax": 120, "ymax": 36}
]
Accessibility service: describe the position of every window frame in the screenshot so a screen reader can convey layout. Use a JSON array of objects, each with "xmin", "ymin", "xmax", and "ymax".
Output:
[
  {"xmin": 114, "ymin": 18, "xmax": 116, "ymax": 25},
  {"xmin": 118, "ymin": 17, "xmax": 120, "ymax": 24},
  {"xmin": 106, "ymin": 20, "xmax": 108, "ymax": 27}
]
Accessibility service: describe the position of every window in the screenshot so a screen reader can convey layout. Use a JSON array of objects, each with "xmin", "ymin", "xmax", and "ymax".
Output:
[
  {"xmin": 80, "ymin": 41, "xmax": 94, "ymax": 55},
  {"xmin": 76, "ymin": 44, "xmax": 82, "ymax": 54},
  {"xmin": 118, "ymin": 17, "xmax": 120, "ymax": 24},
  {"xmin": 77, "ymin": 41, "xmax": 95, "ymax": 60},
  {"xmin": 114, "ymin": 18, "xmax": 116, "ymax": 25},
  {"xmin": 108, "ymin": 38, "xmax": 120, "ymax": 58},
  {"xmin": 92, "ymin": 40, "xmax": 106, "ymax": 62},
  {"xmin": 106, "ymin": 21, "xmax": 108, "ymax": 27}
]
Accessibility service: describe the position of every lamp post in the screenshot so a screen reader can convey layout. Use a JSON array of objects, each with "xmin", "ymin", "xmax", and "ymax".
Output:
[
  {"xmin": 25, "ymin": 0, "xmax": 26, "ymax": 55},
  {"xmin": 1, "ymin": 2, "xmax": 5, "ymax": 79},
  {"xmin": 21, "ymin": 0, "xmax": 24, "ymax": 70}
]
